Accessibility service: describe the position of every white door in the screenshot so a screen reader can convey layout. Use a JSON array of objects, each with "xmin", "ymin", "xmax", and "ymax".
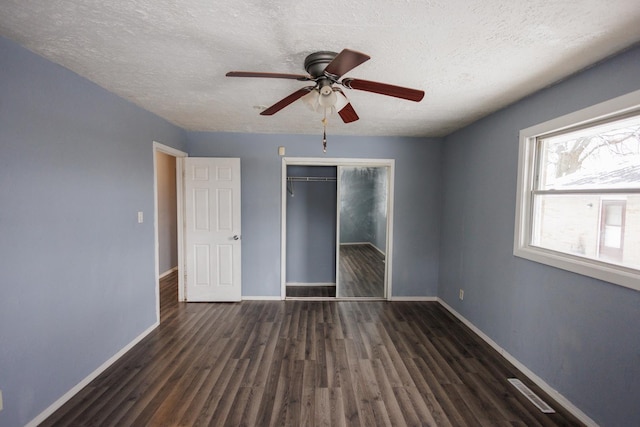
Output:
[{"xmin": 184, "ymin": 158, "xmax": 241, "ymax": 301}]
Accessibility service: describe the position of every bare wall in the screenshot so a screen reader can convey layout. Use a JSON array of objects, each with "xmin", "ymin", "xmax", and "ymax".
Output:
[
  {"xmin": 0, "ymin": 36, "xmax": 187, "ymax": 427},
  {"xmin": 439, "ymin": 45, "xmax": 640, "ymax": 426}
]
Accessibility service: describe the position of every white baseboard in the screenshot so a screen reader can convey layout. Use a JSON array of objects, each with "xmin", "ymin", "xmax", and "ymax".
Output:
[
  {"xmin": 390, "ymin": 296, "xmax": 438, "ymax": 301},
  {"xmin": 242, "ymin": 296, "xmax": 283, "ymax": 300},
  {"xmin": 286, "ymin": 282, "xmax": 336, "ymax": 287},
  {"xmin": 26, "ymin": 321, "xmax": 159, "ymax": 427},
  {"xmin": 436, "ymin": 298, "xmax": 597, "ymax": 427},
  {"xmin": 159, "ymin": 266, "xmax": 178, "ymax": 279},
  {"xmin": 368, "ymin": 242, "xmax": 386, "ymax": 256}
]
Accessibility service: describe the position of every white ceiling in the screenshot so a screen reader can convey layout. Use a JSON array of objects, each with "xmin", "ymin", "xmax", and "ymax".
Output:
[{"xmin": 1, "ymin": 1, "xmax": 640, "ymax": 137}]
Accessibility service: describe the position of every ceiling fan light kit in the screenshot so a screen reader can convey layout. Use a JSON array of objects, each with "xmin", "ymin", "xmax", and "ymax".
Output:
[{"xmin": 226, "ymin": 48, "xmax": 425, "ymax": 151}]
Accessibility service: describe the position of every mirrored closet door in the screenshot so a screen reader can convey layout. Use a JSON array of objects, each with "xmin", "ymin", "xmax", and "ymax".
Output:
[{"xmin": 337, "ymin": 166, "xmax": 388, "ymax": 298}]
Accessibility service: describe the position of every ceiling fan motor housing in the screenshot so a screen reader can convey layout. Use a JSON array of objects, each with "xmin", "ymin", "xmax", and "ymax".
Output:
[{"xmin": 304, "ymin": 51, "xmax": 338, "ymax": 78}]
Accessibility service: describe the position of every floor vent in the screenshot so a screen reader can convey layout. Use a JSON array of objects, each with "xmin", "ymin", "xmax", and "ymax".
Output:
[{"xmin": 508, "ymin": 378, "xmax": 555, "ymax": 413}]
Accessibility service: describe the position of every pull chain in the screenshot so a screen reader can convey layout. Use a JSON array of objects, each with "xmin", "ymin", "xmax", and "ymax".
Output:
[{"xmin": 322, "ymin": 110, "xmax": 328, "ymax": 153}]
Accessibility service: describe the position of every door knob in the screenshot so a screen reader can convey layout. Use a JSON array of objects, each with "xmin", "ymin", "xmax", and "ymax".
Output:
[{"xmin": 233, "ymin": 235, "xmax": 240, "ymax": 240}]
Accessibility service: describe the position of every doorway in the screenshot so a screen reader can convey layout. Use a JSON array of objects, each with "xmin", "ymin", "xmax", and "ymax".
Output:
[
  {"xmin": 281, "ymin": 157, "xmax": 395, "ymax": 300},
  {"xmin": 153, "ymin": 142, "xmax": 187, "ymax": 322}
]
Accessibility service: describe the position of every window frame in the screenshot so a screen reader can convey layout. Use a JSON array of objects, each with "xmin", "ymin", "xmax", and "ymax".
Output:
[
  {"xmin": 598, "ymin": 199, "xmax": 626, "ymax": 263},
  {"xmin": 514, "ymin": 89, "xmax": 640, "ymax": 291}
]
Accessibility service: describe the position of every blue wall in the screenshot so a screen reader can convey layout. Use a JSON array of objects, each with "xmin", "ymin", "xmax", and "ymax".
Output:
[
  {"xmin": 187, "ymin": 132, "xmax": 443, "ymax": 297},
  {"xmin": 286, "ymin": 166, "xmax": 337, "ymax": 283},
  {"xmin": 439, "ymin": 45, "xmax": 640, "ymax": 426},
  {"xmin": 0, "ymin": 36, "xmax": 187, "ymax": 427}
]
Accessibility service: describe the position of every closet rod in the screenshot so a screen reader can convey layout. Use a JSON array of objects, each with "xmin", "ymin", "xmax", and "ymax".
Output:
[{"xmin": 287, "ymin": 176, "xmax": 336, "ymax": 182}]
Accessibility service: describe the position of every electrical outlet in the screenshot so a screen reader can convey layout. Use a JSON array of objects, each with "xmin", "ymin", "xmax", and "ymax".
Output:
[
  {"xmin": 137, "ymin": 211, "xmax": 144, "ymax": 223},
  {"xmin": 459, "ymin": 289, "xmax": 464, "ymax": 300}
]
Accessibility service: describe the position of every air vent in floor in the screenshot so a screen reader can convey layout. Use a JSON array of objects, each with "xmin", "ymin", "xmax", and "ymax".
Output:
[{"xmin": 508, "ymin": 378, "xmax": 555, "ymax": 413}]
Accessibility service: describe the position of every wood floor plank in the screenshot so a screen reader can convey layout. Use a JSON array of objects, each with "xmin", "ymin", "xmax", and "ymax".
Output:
[
  {"xmin": 374, "ymin": 330, "xmax": 415, "ymax": 388},
  {"xmin": 392, "ymin": 386, "xmax": 424, "ymax": 427},
  {"xmin": 42, "ymin": 273, "xmax": 586, "ymax": 426},
  {"xmin": 254, "ymin": 336, "xmax": 287, "ymax": 426},
  {"xmin": 300, "ymin": 386, "xmax": 316, "ymax": 426},
  {"xmin": 284, "ymin": 359, "xmax": 305, "ymax": 426},
  {"xmin": 207, "ymin": 358, "xmax": 250, "ymax": 426},
  {"xmin": 371, "ymin": 358, "xmax": 408, "ymax": 426},
  {"xmin": 315, "ymin": 387, "xmax": 332, "ymax": 427},
  {"xmin": 176, "ymin": 338, "xmax": 237, "ymax": 426},
  {"xmin": 222, "ymin": 385, "xmax": 253, "ymax": 427},
  {"xmin": 406, "ymin": 357, "xmax": 467, "ymax": 427},
  {"xmin": 235, "ymin": 386, "xmax": 264, "ymax": 427},
  {"xmin": 333, "ymin": 338, "xmax": 362, "ymax": 426}
]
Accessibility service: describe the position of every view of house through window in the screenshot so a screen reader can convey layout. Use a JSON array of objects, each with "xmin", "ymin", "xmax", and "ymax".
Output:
[{"xmin": 531, "ymin": 114, "xmax": 640, "ymax": 270}]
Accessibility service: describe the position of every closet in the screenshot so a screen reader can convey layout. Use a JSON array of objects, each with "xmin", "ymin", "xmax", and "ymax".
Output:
[
  {"xmin": 285, "ymin": 166, "xmax": 337, "ymax": 297},
  {"xmin": 283, "ymin": 160, "xmax": 393, "ymax": 299}
]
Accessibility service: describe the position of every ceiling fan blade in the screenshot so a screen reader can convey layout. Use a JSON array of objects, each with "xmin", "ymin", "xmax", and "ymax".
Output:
[
  {"xmin": 342, "ymin": 78, "xmax": 424, "ymax": 102},
  {"xmin": 338, "ymin": 103, "xmax": 359, "ymax": 123},
  {"xmin": 323, "ymin": 49, "xmax": 371, "ymax": 79},
  {"xmin": 226, "ymin": 71, "xmax": 311, "ymax": 81},
  {"xmin": 333, "ymin": 88, "xmax": 359, "ymax": 123},
  {"xmin": 260, "ymin": 87, "xmax": 314, "ymax": 116}
]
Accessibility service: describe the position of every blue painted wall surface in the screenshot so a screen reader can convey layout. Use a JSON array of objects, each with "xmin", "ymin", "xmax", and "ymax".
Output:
[
  {"xmin": 0, "ymin": 36, "xmax": 187, "ymax": 427},
  {"xmin": 439, "ymin": 45, "xmax": 640, "ymax": 426},
  {"xmin": 187, "ymin": 132, "xmax": 442, "ymax": 297},
  {"xmin": 286, "ymin": 166, "xmax": 337, "ymax": 283}
]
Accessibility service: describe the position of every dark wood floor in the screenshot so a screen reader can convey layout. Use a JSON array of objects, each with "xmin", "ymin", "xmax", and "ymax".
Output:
[
  {"xmin": 286, "ymin": 244, "xmax": 385, "ymax": 298},
  {"xmin": 160, "ymin": 269, "xmax": 179, "ymax": 322},
  {"xmin": 42, "ymin": 274, "xmax": 584, "ymax": 426}
]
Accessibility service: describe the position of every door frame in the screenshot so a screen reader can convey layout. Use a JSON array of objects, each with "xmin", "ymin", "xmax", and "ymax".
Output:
[
  {"xmin": 153, "ymin": 141, "xmax": 188, "ymax": 321},
  {"xmin": 281, "ymin": 157, "xmax": 395, "ymax": 300}
]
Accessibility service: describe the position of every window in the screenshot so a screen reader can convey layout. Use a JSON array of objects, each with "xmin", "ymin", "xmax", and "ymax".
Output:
[
  {"xmin": 515, "ymin": 90, "xmax": 640, "ymax": 291},
  {"xmin": 599, "ymin": 199, "xmax": 627, "ymax": 262}
]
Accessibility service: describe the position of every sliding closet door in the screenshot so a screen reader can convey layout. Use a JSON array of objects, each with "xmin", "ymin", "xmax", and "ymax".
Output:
[{"xmin": 337, "ymin": 166, "xmax": 388, "ymax": 298}]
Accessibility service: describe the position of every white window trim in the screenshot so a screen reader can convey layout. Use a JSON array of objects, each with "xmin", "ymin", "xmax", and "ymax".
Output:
[{"xmin": 514, "ymin": 89, "xmax": 640, "ymax": 292}]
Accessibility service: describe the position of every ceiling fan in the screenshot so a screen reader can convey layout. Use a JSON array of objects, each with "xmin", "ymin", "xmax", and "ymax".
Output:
[{"xmin": 226, "ymin": 48, "xmax": 425, "ymax": 124}]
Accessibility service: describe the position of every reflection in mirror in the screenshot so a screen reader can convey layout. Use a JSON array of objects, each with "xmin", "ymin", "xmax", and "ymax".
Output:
[{"xmin": 339, "ymin": 166, "xmax": 387, "ymax": 298}]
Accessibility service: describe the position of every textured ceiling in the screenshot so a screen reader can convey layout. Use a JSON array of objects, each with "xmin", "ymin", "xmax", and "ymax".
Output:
[{"xmin": 1, "ymin": 0, "xmax": 640, "ymax": 137}]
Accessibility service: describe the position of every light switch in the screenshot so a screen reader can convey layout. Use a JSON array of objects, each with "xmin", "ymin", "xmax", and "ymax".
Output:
[
  {"xmin": 137, "ymin": 211, "xmax": 144, "ymax": 223},
  {"xmin": 278, "ymin": 146, "xmax": 285, "ymax": 156},
  {"xmin": 0, "ymin": 389, "xmax": 3, "ymax": 412}
]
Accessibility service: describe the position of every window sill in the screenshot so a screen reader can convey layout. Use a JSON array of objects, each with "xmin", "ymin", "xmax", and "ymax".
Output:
[{"xmin": 514, "ymin": 245, "xmax": 640, "ymax": 291}]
